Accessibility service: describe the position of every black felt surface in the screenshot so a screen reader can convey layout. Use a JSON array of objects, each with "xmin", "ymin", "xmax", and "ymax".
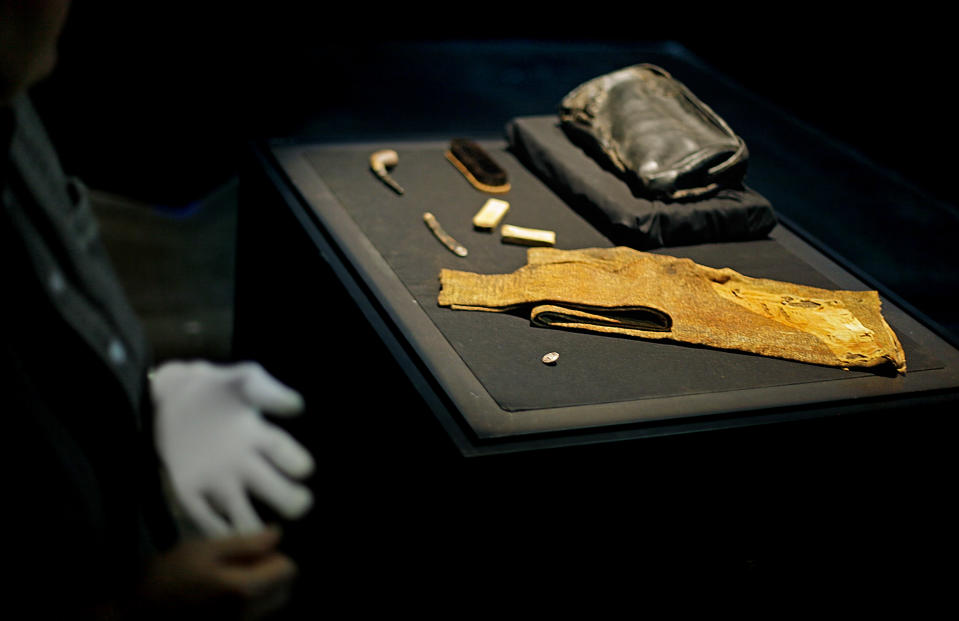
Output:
[{"xmin": 306, "ymin": 145, "xmax": 935, "ymax": 412}]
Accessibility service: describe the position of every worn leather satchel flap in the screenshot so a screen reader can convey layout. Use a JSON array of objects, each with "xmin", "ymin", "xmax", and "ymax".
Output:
[{"xmin": 560, "ymin": 63, "xmax": 748, "ymax": 200}]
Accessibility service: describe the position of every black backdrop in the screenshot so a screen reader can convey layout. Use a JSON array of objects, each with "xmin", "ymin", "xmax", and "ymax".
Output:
[{"xmin": 32, "ymin": 5, "xmax": 958, "ymax": 209}]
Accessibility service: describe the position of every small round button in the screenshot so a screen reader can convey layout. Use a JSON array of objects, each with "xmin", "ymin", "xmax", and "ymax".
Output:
[
  {"xmin": 107, "ymin": 339, "xmax": 127, "ymax": 365},
  {"xmin": 541, "ymin": 351, "xmax": 559, "ymax": 365},
  {"xmin": 48, "ymin": 270, "xmax": 65, "ymax": 294}
]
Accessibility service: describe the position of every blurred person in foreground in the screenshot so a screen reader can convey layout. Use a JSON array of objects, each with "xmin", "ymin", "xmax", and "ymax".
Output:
[{"xmin": 3, "ymin": 2, "xmax": 315, "ymax": 617}]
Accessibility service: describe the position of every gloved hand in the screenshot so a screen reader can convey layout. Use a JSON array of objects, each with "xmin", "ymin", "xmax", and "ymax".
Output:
[{"xmin": 151, "ymin": 360, "xmax": 315, "ymax": 537}]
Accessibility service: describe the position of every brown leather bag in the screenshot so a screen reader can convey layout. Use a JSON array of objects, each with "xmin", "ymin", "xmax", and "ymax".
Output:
[{"xmin": 560, "ymin": 63, "xmax": 748, "ymax": 200}]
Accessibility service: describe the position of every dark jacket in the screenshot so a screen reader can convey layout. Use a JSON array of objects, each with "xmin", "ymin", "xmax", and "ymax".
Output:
[{"xmin": 2, "ymin": 96, "xmax": 177, "ymax": 612}]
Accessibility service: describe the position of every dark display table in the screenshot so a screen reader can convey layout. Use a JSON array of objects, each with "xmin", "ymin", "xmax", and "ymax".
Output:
[
  {"xmin": 242, "ymin": 138, "xmax": 958, "ymax": 455},
  {"xmin": 232, "ymin": 45, "xmax": 959, "ymax": 601}
]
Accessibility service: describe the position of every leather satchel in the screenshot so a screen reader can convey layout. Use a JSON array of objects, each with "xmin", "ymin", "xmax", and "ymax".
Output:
[{"xmin": 559, "ymin": 63, "xmax": 748, "ymax": 200}]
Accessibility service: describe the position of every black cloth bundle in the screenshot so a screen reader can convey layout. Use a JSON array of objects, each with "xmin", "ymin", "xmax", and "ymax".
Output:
[{"xmin": 507, "ymin": 114, "xmax": 777, "ymax": 249}]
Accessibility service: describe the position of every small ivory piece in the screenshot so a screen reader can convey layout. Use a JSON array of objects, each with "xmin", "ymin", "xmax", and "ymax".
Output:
[
  {"xmin": 472, "ymin": 198, "xmax": 510, "ymax": 230},
  {"xmin": 501, "ymin": 224, "xmax": 556, "ymax": 247}
]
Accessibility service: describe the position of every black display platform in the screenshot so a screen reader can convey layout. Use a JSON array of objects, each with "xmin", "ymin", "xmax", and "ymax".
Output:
[
  {"xmin": 232, "ymin": 41, "xmax": 959, "ymax": 461},
  {"xmin": 214, "ymin": 40, "xmax": 959, "ymax": 614},
  {"xmin": 230, "ymin": 46, "xmax": 959, "ymax": 604},
  {"xmin": 245, "ymin": 137, "xmax": 958, "ymax": 456}
]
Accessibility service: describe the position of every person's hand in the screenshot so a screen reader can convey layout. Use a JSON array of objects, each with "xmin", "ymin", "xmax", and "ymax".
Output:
[
  {"xmin": 151, "ymin": 360, "xmax": 314, "ymax": 537},
  {"xmin": 133, "ymin": 527, "xmax": 297, "ymax": 619}
]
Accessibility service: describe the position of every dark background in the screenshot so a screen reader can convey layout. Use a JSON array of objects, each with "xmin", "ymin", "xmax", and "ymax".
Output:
[{"xmin": 33, "ymin": 5, "xmax": 958, "ymax": 209}]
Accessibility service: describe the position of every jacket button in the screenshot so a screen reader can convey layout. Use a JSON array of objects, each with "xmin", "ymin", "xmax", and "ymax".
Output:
[
  {"xmin": 48, "ymin": 270, "xmax": 65, "ymax": 294},
  {"xmin": 108, "ymin": 339, "xmax": 127, "ymax": 365}
]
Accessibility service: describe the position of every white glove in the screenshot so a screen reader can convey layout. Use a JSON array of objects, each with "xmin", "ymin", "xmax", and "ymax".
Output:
[{"xmin": 151, "ymin": 360, "xmax": 315, "ymax": 537}]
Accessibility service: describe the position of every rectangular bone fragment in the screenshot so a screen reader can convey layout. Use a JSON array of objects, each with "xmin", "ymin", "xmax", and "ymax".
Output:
[
  {"xmin": 500, "ymin": 224, "xmax": 556, "ymax": 247},
  {"xmin": 472, "ymin": 198, "xmax": 510, "ymax": 230}
]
